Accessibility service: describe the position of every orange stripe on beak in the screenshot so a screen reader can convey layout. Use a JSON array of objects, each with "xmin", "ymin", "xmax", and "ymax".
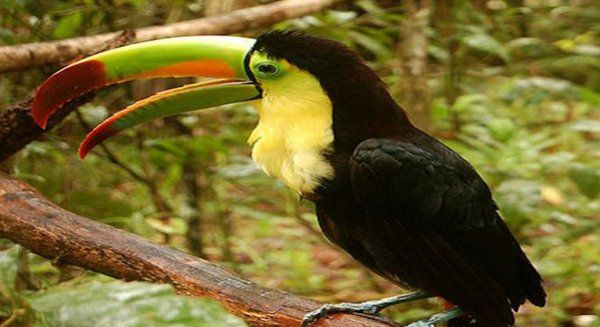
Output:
[{"xmin": 131, "ymin": 59, "xmax": 237, "ymax": 79}]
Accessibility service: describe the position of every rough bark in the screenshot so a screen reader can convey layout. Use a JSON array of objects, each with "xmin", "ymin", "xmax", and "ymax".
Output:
[
  {"xmin": 204, "ymin": 0, "xmax": 260, "ymax": 17},
  {"xmin": 0, "ymin": 0, "xmax": 345, "ymax": 74},
  {"xmin": 0, "ymin": 173, "xmax": 399, "ymax": 327},
  {"xmin": 399, "ymin": 0, "xmax": 431, "ymax": 131}
]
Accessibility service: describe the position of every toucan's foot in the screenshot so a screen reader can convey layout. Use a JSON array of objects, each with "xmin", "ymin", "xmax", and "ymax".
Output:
[
  {"xmin": 301, "ymin": 291, "xmax": 430, "ymax": 327},
  {"xmin": 406, "ymin": 307, "xmax": 462, "ymax": 327}
]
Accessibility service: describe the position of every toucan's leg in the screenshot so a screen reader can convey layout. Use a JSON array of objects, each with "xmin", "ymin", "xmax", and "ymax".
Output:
[
  {"xmin": 406, "ymin": 307, "xmax": 463, "ymax": 327},
  {"xmin": 301, "ymin": 291, "xmax": 431, "ymax": 327}
]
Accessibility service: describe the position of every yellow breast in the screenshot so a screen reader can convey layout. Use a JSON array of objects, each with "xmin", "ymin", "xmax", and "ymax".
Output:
[{"xmin": 247, "ymin": 68, "xmax": 334, "ymax": 194}]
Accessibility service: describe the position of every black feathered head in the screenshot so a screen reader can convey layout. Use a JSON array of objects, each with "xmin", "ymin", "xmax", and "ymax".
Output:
[{"xmin": 251, "ymin": 30, "xmax": 409, "ymax": 148}]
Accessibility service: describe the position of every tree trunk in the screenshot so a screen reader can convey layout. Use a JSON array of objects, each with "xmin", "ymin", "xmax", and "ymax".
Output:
[
  {"xmin": 432, "ymin": 0, "xmax": 462, "ymax": 132},
  {"xmin": 399, "ymin": 0, "xmax": 432, "ymax": 131}
]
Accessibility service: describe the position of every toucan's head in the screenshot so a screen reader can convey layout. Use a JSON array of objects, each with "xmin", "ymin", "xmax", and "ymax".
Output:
[{"xmin": 33, "ymin": 30, "xmax": 404, "ymax": 161}]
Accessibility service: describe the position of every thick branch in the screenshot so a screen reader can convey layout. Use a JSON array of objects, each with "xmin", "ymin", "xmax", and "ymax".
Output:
[
  {"xmin": 0, "ymin": 0, "xmax": 345, "ymax": 74},
  {"xmin": 0, "ymin": 173, "xmax": 398, "ymax": 327}
]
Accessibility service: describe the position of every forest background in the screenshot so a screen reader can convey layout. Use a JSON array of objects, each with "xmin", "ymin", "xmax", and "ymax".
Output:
[{"xmin": 1, "ymin": 0, "xmax": 599, "ymax": 326}]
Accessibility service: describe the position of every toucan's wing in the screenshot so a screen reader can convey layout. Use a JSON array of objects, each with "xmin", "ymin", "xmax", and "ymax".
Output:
[{"xmin": 349, "ymin": 138, "xmax": 545, "ymax": 327}]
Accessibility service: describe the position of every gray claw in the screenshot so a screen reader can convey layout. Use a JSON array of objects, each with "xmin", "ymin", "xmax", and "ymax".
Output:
[
  {"xmin": 406, "ymin": 307, "xmax": 462, "ymax": 327},
  {"xmin": 301, "ymin": 292, "xmax": 432, "ymax": 326}
]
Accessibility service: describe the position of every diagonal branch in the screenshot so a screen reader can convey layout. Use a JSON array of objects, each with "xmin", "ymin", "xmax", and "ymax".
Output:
[
  {"xmin": 0, "ymin": 0, "xmax": 346, "ymax": 74},
  {"xmin": 0, "ymin": 173, "xmax": 399, "ymax": 327}
]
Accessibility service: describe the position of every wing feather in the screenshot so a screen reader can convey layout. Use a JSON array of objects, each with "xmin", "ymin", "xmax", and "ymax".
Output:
[{"xmin": 348, "ymin": 139, "xmax": 545, "ymax": 326}]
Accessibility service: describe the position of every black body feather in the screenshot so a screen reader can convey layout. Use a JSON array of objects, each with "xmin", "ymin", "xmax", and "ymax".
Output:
[{"xmin": 254, "ymin": 30, "xmax": 546, "ymax": 326}]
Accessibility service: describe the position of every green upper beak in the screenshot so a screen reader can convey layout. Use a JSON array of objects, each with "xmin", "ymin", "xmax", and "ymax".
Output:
[{"xmin": 32, "ymin": 36, "xmax": 261, "ymax": 158}]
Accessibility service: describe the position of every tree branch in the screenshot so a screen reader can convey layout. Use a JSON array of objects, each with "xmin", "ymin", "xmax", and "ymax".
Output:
[
  {"xmin": 0, "ymin": 0, "xmax": 345, "ymax": 74},
  {"xmin": 0, "ymin": 173, "xmax": 399, "ymax": 326}
]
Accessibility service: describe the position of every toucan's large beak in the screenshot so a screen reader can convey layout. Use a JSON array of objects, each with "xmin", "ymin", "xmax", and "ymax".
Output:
[{"xmin": 32, "ymin": 36, "xmax": 260, "ymax": 158}]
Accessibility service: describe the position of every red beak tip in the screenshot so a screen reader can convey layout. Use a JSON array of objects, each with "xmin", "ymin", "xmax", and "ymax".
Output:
[
  {"xmin": 34, "ymin": 116, "xmax": 48, "ymax": 129},
  {"xmin": 31, "ymin": 102, "xmax": 49, "ymax": 129},
  {"xmin": 78, "ymin": 147, "xmax": 89, "ymax": 160},
  {"xmin": 31, "ymin": 60, "xmax": 107, "ymax": 131}
]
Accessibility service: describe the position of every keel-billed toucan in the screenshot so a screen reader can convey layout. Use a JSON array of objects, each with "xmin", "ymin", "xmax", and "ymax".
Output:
[{"xmin": 32, "ymin": 31, "xmax": 546, "ymax": 327}]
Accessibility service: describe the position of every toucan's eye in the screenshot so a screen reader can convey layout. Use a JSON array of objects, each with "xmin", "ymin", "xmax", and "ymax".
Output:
[{"xmin": 256, "ymin": 63, "xmax": 279, "ymax": 75}]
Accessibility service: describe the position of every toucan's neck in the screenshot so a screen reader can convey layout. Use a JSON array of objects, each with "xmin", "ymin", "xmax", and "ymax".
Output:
[{"xmin": 322, "ymin": 73, "xmax": 413, "ymax": 151}]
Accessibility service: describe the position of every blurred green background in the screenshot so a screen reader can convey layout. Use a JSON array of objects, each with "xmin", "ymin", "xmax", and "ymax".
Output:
[{"xmin": 1, "ymin": 0, "xmax": 599, "ymax": 326}]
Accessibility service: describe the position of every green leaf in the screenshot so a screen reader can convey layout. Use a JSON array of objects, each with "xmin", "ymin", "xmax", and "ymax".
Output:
[
  {"xmin": 569, "ymin": 163, "xmax": 600, "ymax": 199},
  {"xmin": 355, "ymin": 0, "xmax": 386, "ymax": 15},
  {"xmin": 495, "ymin": 180, "xmax": 541, "ymax": 224},
  {"xmin": 24, "ymin": 281, "xmax": 246, "ymax": 327},
  {"xmin": 486, "ymin": 118, "xmax": 518, "ymax": 142},
  {"xmin": 506, "ymin": 37, "xmax": 554, "ymax": 59},
  {"xmin": 570, "ymin": 120, "xmax": 600, "ymax": 134},
  {"xmin": 452, "ymin": 94, "xmax": 490, "ymax": 115},
  {"xmin": 0, "ymin": 246, "xmax": 19, "ymax": 293},
  {"xmin": 0, "ymin": 246, "xmax": 20, "ymax": 321},
  {"xmin": 53, "ymin": 12, "xmax": 83, "ymax": 39},
  {"xmin": 575, "ymin": 87, "xmax": 600, "ymax": 105},
  {"xmin": 349, "ymin": 31, "xmax": 390, "ymax": 57},
  {"xmin": 146, "ymin": 217, "xmax": 187, "ymax": 235},
  {"xmin": 461, "ymin": 33, "xmax": 509, "ymax": 62}
]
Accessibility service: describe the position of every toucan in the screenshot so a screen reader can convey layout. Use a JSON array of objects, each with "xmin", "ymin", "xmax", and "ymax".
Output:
[{"xmin": 32, "ymin": 30, "xmax": 546, "ymax": 327}]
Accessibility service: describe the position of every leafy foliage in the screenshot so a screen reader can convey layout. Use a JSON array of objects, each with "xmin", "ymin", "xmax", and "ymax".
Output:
[
  {"xmin": 0, "ymin": 247, "xmax": 246, "ymax": 327},
  {"xmin": 25, "ymin": 281, "xmax": 246, "ymax": 327}
]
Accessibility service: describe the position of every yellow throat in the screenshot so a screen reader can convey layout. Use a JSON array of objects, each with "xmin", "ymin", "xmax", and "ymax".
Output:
[{"xmin": 248, "ymin": 60, "xmax": 334, "ymax": 194}]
